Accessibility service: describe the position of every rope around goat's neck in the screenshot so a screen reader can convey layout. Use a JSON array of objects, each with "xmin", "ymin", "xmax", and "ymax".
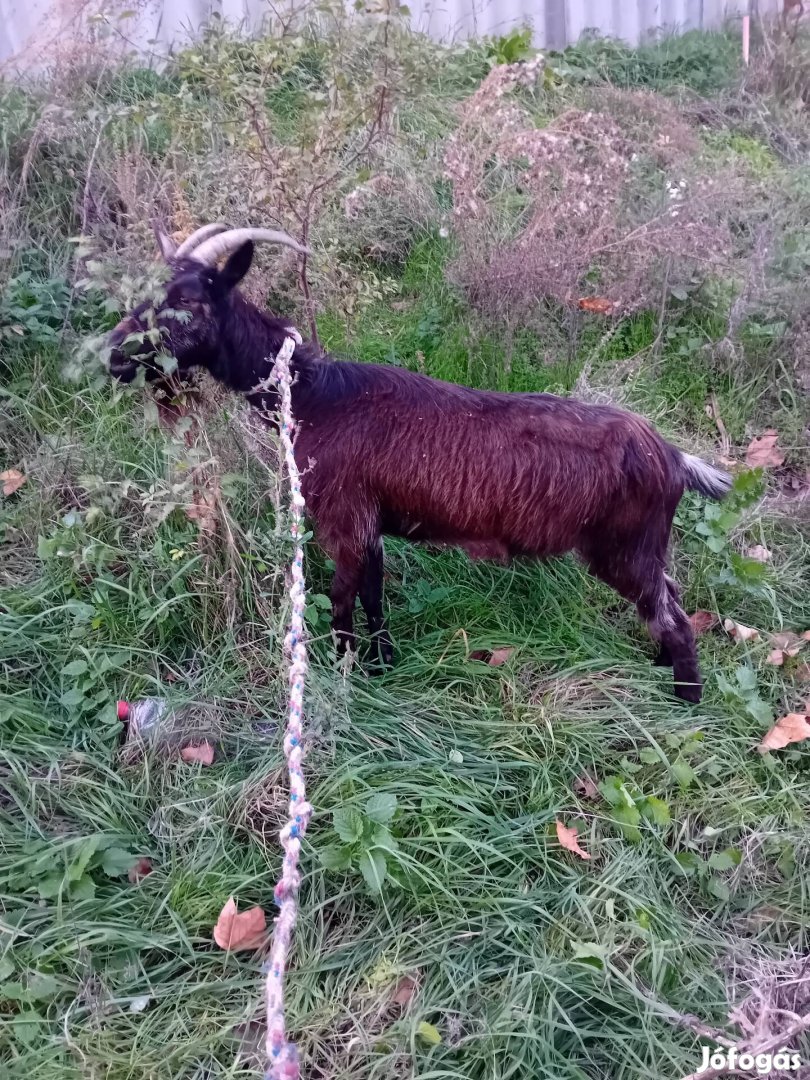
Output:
[{"xmin": 264, "ymin": 330, "xmax": 312, "ymax": 1080}]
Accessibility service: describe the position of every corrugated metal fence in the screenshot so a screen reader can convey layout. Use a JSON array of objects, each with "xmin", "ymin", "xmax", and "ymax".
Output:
[{"xmin": 0, "ymin": 0, "xmax": 779, "ymax": 74}]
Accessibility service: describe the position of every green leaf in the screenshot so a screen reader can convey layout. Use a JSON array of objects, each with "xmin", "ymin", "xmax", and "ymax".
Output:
[
  {"xmin": 358, "ymin": 849, "xmax": 387, "ymax": 893},
  {"xmin": 735, "ymin": 665, "xmax": 758, "ymax": 692},
  {"xmin": 319, "ymin": 845, "xmax": 352, "ymax": 871},
  {"xmin": 746, "ymin": 697, "xmax": 773, "ymax": 725},
  {"xmin": 708, "ymin": 876, "xmax": 731, "ymax": 902},
  {"xmin": 571, "ymin": 941, "xmax": 605, "ymax": 968},
  {"xmin": 612, "ymin": 804, "xmax": 642, "ymax": 843},
  {"xmin": 671, "ymin": 758, "xmax": 696, "ymax": 788},
  {"xmin": 365, "ymin": 792, "xmax": 397, "ymax": 825},
  {"xmin": 100, "ymin": 847, "xmax": 136, "ymax": 878},
  {"xmin": 709, "ymin": 848, "xmax": 741, "ymax": 871},
  {"xmin": 69, "ymin": 875, "xmax": 96, "ymax": 901},
  {"xmin": 640, "ymin": 796, "xmax": 671, "ymax": 826},
  {"xmin": 60, "ymin": 687, "xmax": 85, "ymax": 708},
  {"xmin": 598, "ymin": 776, "xmax": 625, "ymax": 806},
  {"xmin": 37, "ymin": 874, "xmax": 64, "ymax": 899},
  {"xmin": 0, "ymin": 957, "xmax": 14, "ymax": 981},
  {"xmin": 673, "ymin": 851, "xmax": 701, "ymax": 876},
  {"xmin": 371, "ymin": 826, "xmax": 399, "ymax": 853},
  {"xmin": 62, "ymin": 659, "xmax": 88, "ymax": 677},
  {"xmin": 332, "ymin": 807, "xmax": 363, "ymax": 844},
  {"xmin": 26, "ymin": 973, "xmax": 60, "ymax": 1001},
  {"xmin": 639, "ymin": 748, "xmax": 660, "ymax": 764},
  {"xmin": 777, "ymin": 845, "xmax": 796, "ymax": 879},
  {"xmin": 716, "ymin": 673, "xmax": 735, "ymax": 697},
  {"xmin": 11, "ymin": 1009, "xmax": 42, "ymax": 1048},
  {"xmin": 416, "ymin": 1021, "xmax": 442, "ymax": 1046}
]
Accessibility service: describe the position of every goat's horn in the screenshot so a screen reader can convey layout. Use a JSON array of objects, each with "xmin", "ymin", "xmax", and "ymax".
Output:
[
  {"xmin": 152, "ymin": 219, "xmax": 177, "ymax": 261},
  {"xmin": 174, "ymin": 222, "xmax": 231, "ymax": 260},
  {"xmin": 191, "ymin": 228, "xmax": 310, "ymax": 266}
]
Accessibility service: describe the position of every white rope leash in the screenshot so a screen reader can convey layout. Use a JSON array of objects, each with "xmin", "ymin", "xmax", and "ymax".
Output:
[{"xmin": 263, "ymin": 331, "xmax": 313, "ymax": 1080}]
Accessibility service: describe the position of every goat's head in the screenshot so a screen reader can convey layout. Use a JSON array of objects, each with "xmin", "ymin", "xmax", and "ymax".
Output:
[{"xmin": 107, "ymin": 223, "xmax": 308, "ymax": 384}]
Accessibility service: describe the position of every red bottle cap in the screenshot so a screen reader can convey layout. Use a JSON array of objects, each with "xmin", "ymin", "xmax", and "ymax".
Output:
[{"xmin": 117, "ymin": 700, "xmax": 130, "ymax": 721}]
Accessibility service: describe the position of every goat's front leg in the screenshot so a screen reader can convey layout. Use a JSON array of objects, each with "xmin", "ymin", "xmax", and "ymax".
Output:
[
  {"xmin": 359, "ymin": 537, "xmax": 394, "ymax": 669},
  {"xmin": 330, "ymin": 549, "xmax": 363, "ymax": 659}
]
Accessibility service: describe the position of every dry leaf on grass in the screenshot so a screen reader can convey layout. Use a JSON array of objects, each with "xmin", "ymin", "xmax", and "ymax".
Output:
[
  {"xmin": 689, "ymin": 610, "xmax": 718, "ymax": 635},
  {"xmin": 186, "ymin": 489, "xmax": 218, "ymax": 535},
  {"xmin": 766, "ymin": 631, "xmax": 808, "ymax": 666},
  {"xmin": 213, "ymin": 897, "xmax": 267, "ymax": 951},
  {"xmin": 1, "ymin": 469, "xmax": 26, "ymax": 496},
  {"xmin": 469, "ymin": 647, "xmax": 515, "ymax": 667},
  {"xmin": 128, "ymin": 857, "xmax": 154, "ymax": 883},
  {"xmin": 759, "ymin": 712, "xmax": 810, "ymax": 752},
  {"xmin": 745, "ymin": 544, "xmax": 772, "ymax": 562},
  {"xmin": 577, "ymin": 297, "xmax": 614, "ymax": 314},
  {"xmin": 556, "ymin": 820, "xmax": 591, "ymax": 861},
  {"xmin": 574, "ymin": 773, "xmax": 599, "ymax": 800},
  {"xmin": 180, "ymin": 741, "xmax": 215, "ymax": 766},
  {"xmin": 724, "ymin": 618, "xmax": 759, "ymax": 642},
  {"xmin": 391, "ymin": 974, "xmax": 419, "ymax": 1007},
  {"xmin": 745, "ymin": 430, "xmax": 785, "ymax": 469}
]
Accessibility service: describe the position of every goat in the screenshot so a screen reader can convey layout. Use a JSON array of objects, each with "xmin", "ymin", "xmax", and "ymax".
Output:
[{"xmin": 107, "ymin": 224, "xmax": 732, "ymax": 702}]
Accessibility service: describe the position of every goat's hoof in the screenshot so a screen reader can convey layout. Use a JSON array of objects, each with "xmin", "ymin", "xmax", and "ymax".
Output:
[
  {"xmin": 363, "ymin": 642, "xmax": 394, "ymax": 674},
  {"xmin": 674, "ymin": 681, "xmax": 702, "ymax": 704}
]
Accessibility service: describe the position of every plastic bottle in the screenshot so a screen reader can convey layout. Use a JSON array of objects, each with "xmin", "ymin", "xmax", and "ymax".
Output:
[{"xmin": 117, "ymin": 698, "xmax": 170, "ymax": 745}]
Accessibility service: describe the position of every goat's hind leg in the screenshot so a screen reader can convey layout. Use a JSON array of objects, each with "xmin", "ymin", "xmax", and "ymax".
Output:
[
  {"xmin": 638, "ymin": 572, "xmax": 702, "ymax": 703},
  {"xmin": 652, "ymin": 575, "xmax": 682, "ymax": 668},
  {"xmin": 329, "ymin": 547, "xmax": 363, "ymax": 661},
  {"xmin": 359, "ymin": 536, "xmax": 394, "ymax": 670},
  {"xmin": 583, "ymin": 542, "xmax": 702, "ymax": 703}
]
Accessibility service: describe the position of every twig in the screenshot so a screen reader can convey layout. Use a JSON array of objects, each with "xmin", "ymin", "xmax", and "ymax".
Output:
[
  {"xmin": 677, "ymin": 1012, "xmax": 810, "ymax": 1080},
  {"xmin": 709, "ymin": 391, "xmax": 731, "ymax": 457}
]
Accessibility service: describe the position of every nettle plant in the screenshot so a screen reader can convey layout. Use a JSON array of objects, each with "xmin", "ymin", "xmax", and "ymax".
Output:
[
  {"xmin": 677, "ymin": 468, "xmax": 767, "ymax": 589},
  {"xmin": 319, "ymin": 793, "xmax": 401, "ymax": 893}
]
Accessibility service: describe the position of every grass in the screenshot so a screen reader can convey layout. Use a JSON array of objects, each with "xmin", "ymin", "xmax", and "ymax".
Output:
[{"xmin": 2, "ymin": 15, "xmax": 810, "ymax": 1080}]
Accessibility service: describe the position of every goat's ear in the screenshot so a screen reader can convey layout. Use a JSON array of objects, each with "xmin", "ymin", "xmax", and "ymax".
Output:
[{"xmin": 219, "ymin": 241, "xmax": 254, "ymax": 292}]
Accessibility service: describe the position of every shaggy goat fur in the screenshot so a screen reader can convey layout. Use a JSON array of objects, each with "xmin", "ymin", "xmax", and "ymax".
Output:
[{"xmin": 108, "ymin": 241, "xmax": 732, "ymax": 702}]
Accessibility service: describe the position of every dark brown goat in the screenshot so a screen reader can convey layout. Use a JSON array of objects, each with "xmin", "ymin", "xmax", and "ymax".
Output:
[{"xmin": 108, "ymin": 234, "xmax": 731, "ymax": 702}]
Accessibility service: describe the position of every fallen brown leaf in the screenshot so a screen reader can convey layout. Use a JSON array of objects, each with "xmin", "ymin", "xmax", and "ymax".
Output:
[
  {"xmin": 766, "ymin": 631, "xmax": 807, "ymax": 666},
  {"xmin": 745, "ymin": 544, "xmax": 772, "ymax": 563},
  {"xmin": 794, "ymin": 663, "xmax": 810, "ymax": 684},
  {"xmin": 469, "ymin": 647, "xmax": 515, "ymax": 667},
  {"xmin": 391, "ymin": 974, "xmax": 419, "ymax": 1008},
  {"xmin": 759, "ymin": 712, "xmax": 810, "ymax": 752},
  {"xmin": 213, "ymin": 897, "xmax": 267, "ymax": 951},
  {"xmin": 556, "ymin": 819, "xmax": 591, "ymax": 861},
  {"xmin": 180, "ymin": 741, "xmax": 215, "ymax": 766},
  {"xmin": 186, "ymin": 489, "xmax": 218, "ymax": 535},
  {"xmin": 689, "ymin": 610, "xmax": 718, "ymax": 635},
  {"xmin": 488, "ymin": 647, "xmax": 515, "ymax": 667},
  {"xmin": 745, "ymin": 429, "xmax": 785, "ymax": 469},
  {"xmin": 128, "ymin": 857, "xmax": 154, "ymax": 883},
  {"xmin": 724, "ymin": 618, "xmax": 759, "ymax": 643},
  {"xmin": 577, "ymin": 297, "xmax": 614, "ymax": 314},
  {"xmin": 1, "ymin": 469, "xmax": 26, "ymax": 496},
  {"xmin": 574, "ymin": 773, "xmax": 599, "ymax": 800}
]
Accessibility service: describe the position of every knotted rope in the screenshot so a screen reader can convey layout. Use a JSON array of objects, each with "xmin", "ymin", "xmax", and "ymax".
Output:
[{"xmin": 263, "ymin": 331, "xmax": 313, "ymax": 1080}]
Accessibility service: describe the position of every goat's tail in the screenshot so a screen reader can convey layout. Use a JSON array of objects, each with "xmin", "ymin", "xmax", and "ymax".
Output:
[{"xmin": 680, "ymin": 452, "xmax": 733, "ymax": 500}]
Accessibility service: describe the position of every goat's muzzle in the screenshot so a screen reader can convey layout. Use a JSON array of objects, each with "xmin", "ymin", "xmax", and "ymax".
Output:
[{"xmin": 107, "ymin": 317, "xmax": 143, "ymax": 383}]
